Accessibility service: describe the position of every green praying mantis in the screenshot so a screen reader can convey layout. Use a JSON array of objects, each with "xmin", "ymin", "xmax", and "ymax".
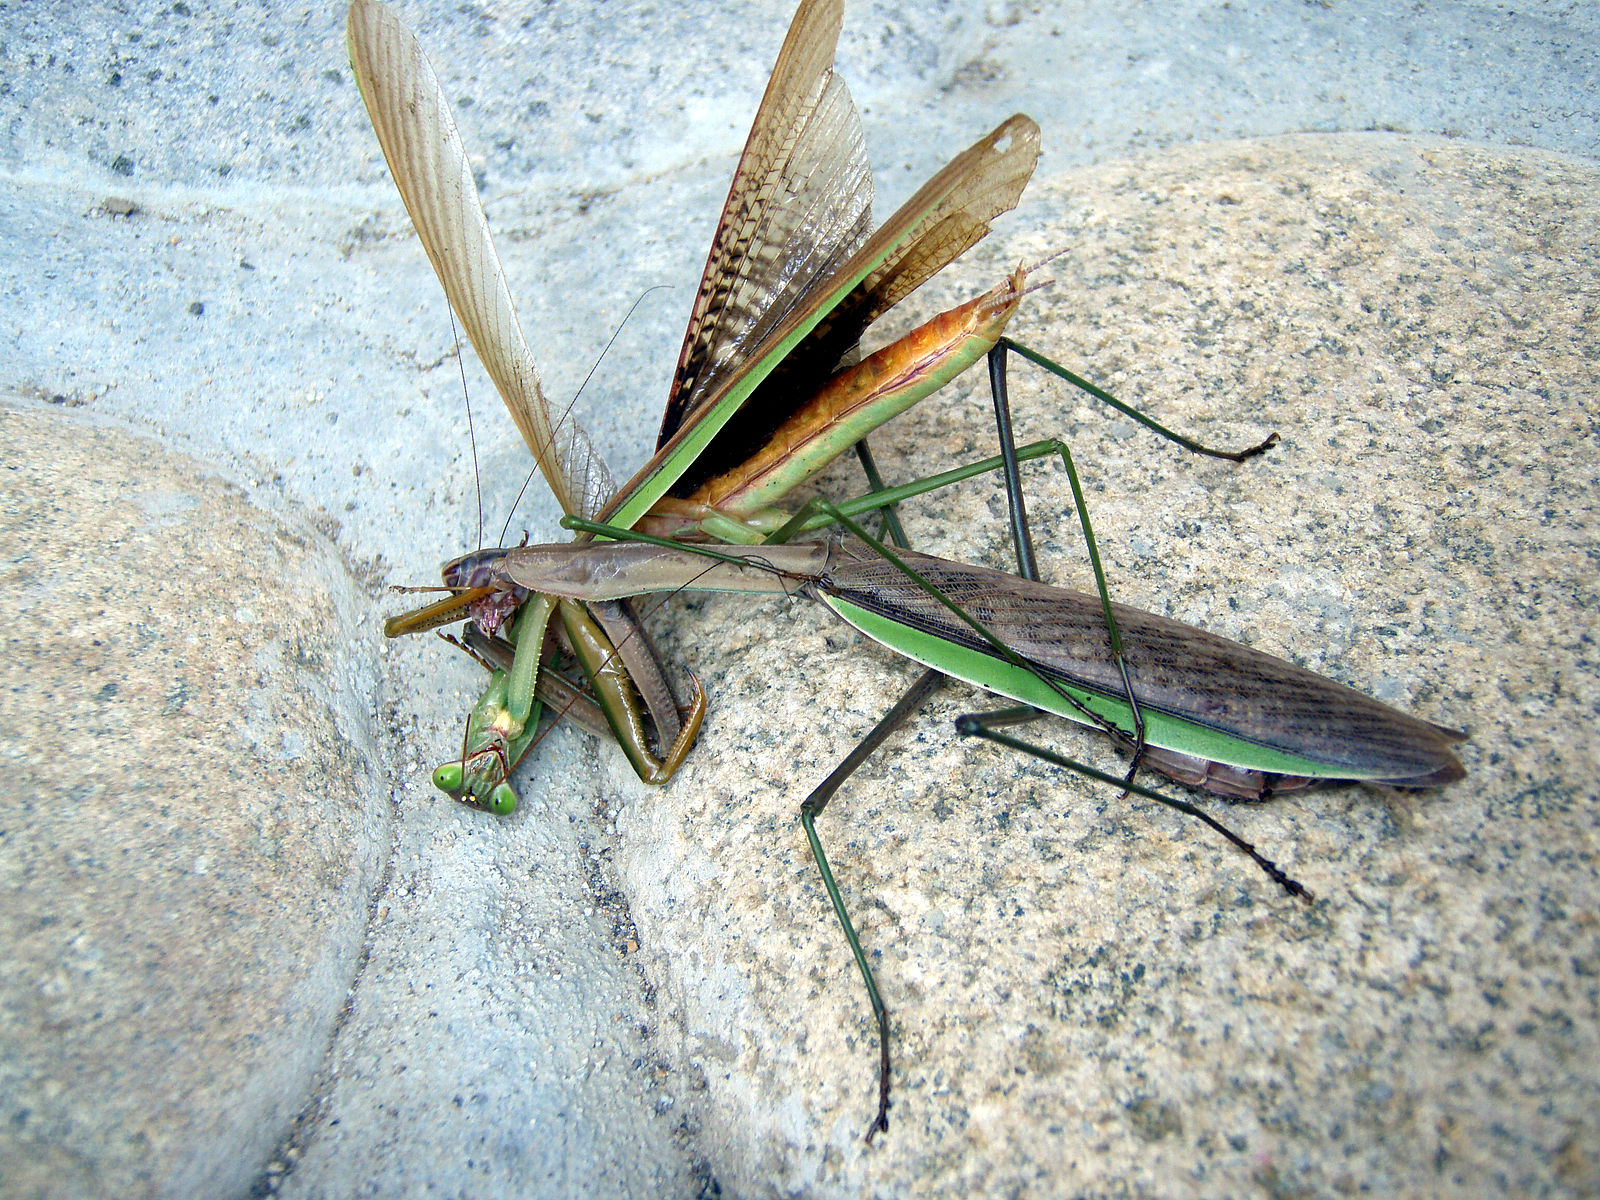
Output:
[
  {"xmin": 352, "ymin": 0, "xmax": 1049, "ymax": 809},
  {"xmin": 348, "ymin": 0, "xmax": 1465, "ymax": 1141}
]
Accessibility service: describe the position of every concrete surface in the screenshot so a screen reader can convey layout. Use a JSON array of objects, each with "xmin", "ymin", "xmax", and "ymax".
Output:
[{"xmin": 1, "ymin": 1, "xmax": 1595, "ymax": 1197}]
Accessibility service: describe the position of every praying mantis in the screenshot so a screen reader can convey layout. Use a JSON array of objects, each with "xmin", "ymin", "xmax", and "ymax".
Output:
[
  {"xmin": 348, "ymin": 0, "xmax": 1465, "ymax": 1140},
  {"xmin": 351, "ymin": 0, "xmax": 1048, "ymax": 810}
]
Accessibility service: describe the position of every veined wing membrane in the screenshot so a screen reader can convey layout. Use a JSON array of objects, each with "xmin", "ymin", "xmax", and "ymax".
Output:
[
  {"xmin": 670, "ymin": 114, "xmax": 1042, "ymax": 499},
  {"xmin": 346, "ymin": 0, "xmax": 611, "ymax": 521},
  {"xmin": 658, "ymin": 0, "xmax": 870, "ymax": 449},
  {"xmin": 601, "ymin": 112, "xmax": 1044, "ymax": 533},
  {"xmin": 827, "ymin": 115, "xmax": 1040, "ymax": 343}
]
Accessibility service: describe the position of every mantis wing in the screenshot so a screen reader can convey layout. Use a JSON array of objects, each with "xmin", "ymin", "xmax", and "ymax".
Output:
[
  {"xmin": 670, "ymin": 113, "xmax": 1041, "ymax": 500},
  {"xmin": 604, "ymin": 81, "xmax": 1038, "ymax": 530},
  {"xmin": 346, "ymin": 0, "xmax": 612, "ymax": 521},
  {"xmin": 648, "ymin": 0, "xmax": 1041, "ymax": 500},
  {"xmin": 657, "ymin": 0, "xmax": 871, "ymax": 448}
]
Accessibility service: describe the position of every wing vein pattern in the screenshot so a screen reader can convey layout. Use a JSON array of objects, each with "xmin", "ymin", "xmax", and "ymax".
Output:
[{"xmin": 348, "ymin": 0, "xmax": 612, "ymax": 520}]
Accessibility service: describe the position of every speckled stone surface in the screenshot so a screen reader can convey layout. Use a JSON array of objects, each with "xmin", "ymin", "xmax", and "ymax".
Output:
[
  {"xmin": 3, "ymin": 0, "xmax": 1596, "ymax": 1195},
  {"xmin": 0, "ymin": 402, "xmax": 706, "ymax": 1199},
  {"xmin": 0, "ymin": 404, "xmax": 387, "ymax": 1199},
  {"xmin": 605, "ymin": 136, "xmax": 1599, "ymax": 1196},
  {"xmin": 5, "ymin": 128, "xmax": 1595, "ymax": 1200}
]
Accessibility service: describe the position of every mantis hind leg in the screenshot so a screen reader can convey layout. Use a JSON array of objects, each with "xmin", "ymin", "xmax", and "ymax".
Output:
[
  {"xmin": 961, "ymin": 336, "xmax": 1285, "ymax": 786},
  {"xmin": 798, "ymin": 666, "xmax": 943, "ymax": 1144},
  {"xmin": 798, "ymin": 338, "xmax": 1283, "ymax": 1142},
  {"xmin": 797, "ymin": 347, "xmax": 1054, "ymax": 1143},
  {"xmin": 998, "ymin": 336, "xmax": 1280, "ymax": 464},
  {"xmin": 952, "ymin": 708, "xmax": 1313, "ymax": 902},
  {"xmin": 955, "ymin": 347, "xmax": 1315, "ymax": 894}
]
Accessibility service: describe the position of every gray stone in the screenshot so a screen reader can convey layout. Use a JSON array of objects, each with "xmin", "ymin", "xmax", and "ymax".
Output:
[
  {"xmin": 610, "ymin": 136, "xmax": 1600, "ymax": 1196},
  {"xmin": 0, "ymin": 403, "xmax": 386, "ymax": 1200}
]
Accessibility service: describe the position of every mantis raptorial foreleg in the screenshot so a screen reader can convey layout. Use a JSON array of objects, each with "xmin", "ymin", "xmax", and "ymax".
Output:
[
  {"xmin": 433, "ymin": 593, "xmax": 705, "ymax": 809},
  {"xmin": 557, "ymin": 598, "xmax": 706, "ymax": 785},
  {"xmin": 430, "ymin": 657, "xmax": 546, "ymax": 817}
]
